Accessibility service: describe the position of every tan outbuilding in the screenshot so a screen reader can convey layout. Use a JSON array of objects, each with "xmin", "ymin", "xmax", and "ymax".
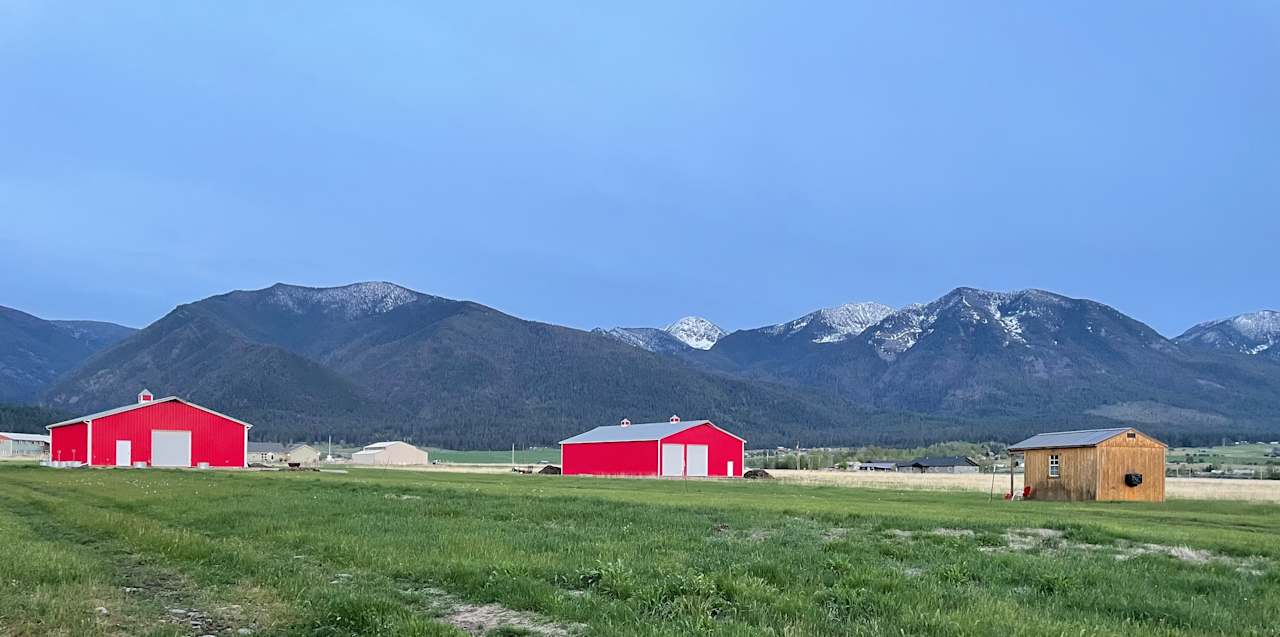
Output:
[
  {"xmin": 1009, "ymin": 427, "xmax": 1166, "ymax": 502},
  {"xmin": 286, "ymin": 444, "xmax": 321, "ymax": 465},
  {"xmin": 350, "ymin": 441, "xmax": 429, "ymax": 466}
]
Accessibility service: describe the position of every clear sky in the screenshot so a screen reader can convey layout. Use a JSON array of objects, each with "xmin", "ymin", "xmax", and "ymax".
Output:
[{"xmin": 2, "ymin": 3, "xmax": 1276, "ymax": 336}]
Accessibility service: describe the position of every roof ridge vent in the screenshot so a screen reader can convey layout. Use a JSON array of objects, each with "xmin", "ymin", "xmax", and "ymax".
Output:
[
  {"xmin": 669, "ymin": 414, "xmax": 680, "ymax": 423},
  {"xmin": 619, "ymin": 418, "xmax": 631, "ymax": 428},
  {"xmin": 138, "ymin": 389, "xmax": 154, "ymax": 404}
]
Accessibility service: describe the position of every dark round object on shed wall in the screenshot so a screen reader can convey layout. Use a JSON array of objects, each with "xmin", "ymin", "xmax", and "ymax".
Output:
[{"xmin": 1124, "ymin": 473, "xmax": 1143, "ymax": 487}]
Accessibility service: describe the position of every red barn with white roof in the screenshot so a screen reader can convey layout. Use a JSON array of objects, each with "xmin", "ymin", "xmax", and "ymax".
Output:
[
  {"xmin": 559, "ymin": 416, "xmax": 744, "ymax": 478},
  {"xmin": 47, "ymin": 389, "xmax": 251, "ymax": 468}
]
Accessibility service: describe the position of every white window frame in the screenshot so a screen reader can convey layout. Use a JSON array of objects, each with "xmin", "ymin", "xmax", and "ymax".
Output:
[{"xmin": 1048, "ymin": 454, "xmax": 1060, "ymax": 478}]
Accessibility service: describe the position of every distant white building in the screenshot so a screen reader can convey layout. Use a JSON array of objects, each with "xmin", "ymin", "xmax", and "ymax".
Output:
[
  {"xmin": 0, "ymin": 432, "xmax": 50, "ymax": 458},
  {"xmin": 351, "ymin": 441, "xmax": 429, "ymax": 466},
  {"xmin": 286, "ymin": 444, "xmax": 321, "ymax": 465}
]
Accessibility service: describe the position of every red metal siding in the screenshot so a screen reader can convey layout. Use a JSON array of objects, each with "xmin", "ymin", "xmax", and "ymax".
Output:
[
  {"xmin": 86, "ymin": 401, "xmax": 247, "ymax": 467},
  {"xmin": 50, "ymin": 422, "xmax": 88, "ymax": 463},
  {"xmin": 662, "ymin": 423, "xmax": 744, "ymax": 478},
  {"xmin": 562, "ymin": 440, "xmax": 659, "ymax": 476}
]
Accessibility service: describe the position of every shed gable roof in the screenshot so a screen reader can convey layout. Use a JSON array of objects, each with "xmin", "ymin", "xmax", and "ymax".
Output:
[
  {"xmin": 46, "ymin": 396, "xmax": 254, "ymax": 430},
  {"xmin": 560, "ymin": 420, "xmax": 743, "ymax": 445},
  {"xmin": 1008, "ymin": 427, "xmax": 1160, "ymax": 451}
]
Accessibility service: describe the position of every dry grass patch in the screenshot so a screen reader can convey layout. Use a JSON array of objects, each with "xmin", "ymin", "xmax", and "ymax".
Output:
[{"xmin": 770, "ymin": 470, "xmax": 1280, "ymax": 502}]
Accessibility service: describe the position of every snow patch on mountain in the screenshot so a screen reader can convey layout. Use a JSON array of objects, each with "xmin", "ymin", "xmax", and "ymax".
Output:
[
  {"xmin": 766, "ymin": 302, "xmax": 894, "ymax": 343},
  {"xmin": 270, "ymin": 282, "xmax": 420, "ymax": 319},
  {"xmin": 664, "ymin": 316, "xmax": 726, "ymax": 350},
  {"xmin": 1178, "ymin": 310, "xmax": 1280, "ymax": 356},
  {"xmin": 592, "ymin": 327, "xmax": 682, "ymax": 353},
  {"xmin": 866, "ymin": 289, "xmax": 1070, "ymax": 361},
  {"xmin": 1229, "ymin": 311, "xmax": 1280, "ymax": 341}
]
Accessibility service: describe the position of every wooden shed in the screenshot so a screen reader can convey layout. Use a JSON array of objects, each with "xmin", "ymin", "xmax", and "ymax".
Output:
[{"xmin": 1008, "ymin": 427, "xmax": 1166, "ymax": 502}]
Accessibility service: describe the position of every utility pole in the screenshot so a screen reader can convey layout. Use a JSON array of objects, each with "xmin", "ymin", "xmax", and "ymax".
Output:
[
  {"xmin": 1009, "ymin": 453, "xmax": 1016, "ymax": 500},
  {"xmin": 511, "ymin": 443, "xmax": 516, "ymax": 468}
]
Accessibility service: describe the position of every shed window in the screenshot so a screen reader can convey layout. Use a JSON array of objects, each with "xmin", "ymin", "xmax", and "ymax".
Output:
[{"xmin": 1048, "ymin": 454, "xmax": 1060, "ymax": 478}]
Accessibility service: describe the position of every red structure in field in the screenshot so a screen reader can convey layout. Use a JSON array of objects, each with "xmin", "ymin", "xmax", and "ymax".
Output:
[
  {"xmin": 47, "ymin": 389, "xmax": 251, "ymax": 468},
  {"xmin": 559, "ymin": 416, "xmax": 744, "ymax": 478}
]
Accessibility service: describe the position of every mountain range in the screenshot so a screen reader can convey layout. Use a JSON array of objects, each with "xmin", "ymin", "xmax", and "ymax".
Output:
[
  {"xmin": 2, "ymin": 283, "xmax": 1278, "ymax": 447},
  {"xmin": 0, "ymin": 306, "xmax": 136, "ymax": 403}
]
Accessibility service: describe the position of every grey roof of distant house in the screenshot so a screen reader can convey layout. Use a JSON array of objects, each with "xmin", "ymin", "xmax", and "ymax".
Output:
[
  {"xmin": 560, "ymin": 420, "xmax": 743, "ymax": 444},
  {"xmin": 1008, "ymin": 428, "xmax": 1137, "ymax": 451},
  {"xmin": 248, "ymin": 442, "xmax": 287, "ymax": 453},
  {"xmin": 898, "ymin": 456, "xmax": 978, "ymax": 467}
]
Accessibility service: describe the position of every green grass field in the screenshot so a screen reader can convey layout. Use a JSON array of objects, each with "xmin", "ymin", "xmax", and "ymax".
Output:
[
  {"xmin": 426, "ymin": 448, "xmax": 561, "ymax": 465},
  {"xmin": 1, "ymin": 465, "xmax": 1277, "ymax": 636},
  {"xmin": 1169, "ymin": 443, "xmax": 1279, "ymax": 467}
]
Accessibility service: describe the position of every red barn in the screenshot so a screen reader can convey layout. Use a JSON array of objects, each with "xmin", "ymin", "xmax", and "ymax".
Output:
[
  {"xmin": 560, "ymin": 416, "xmax": 744, "ymax": 478},
  {"xmin": 47, "ymin": 389, "xmax": 251, "ymax": 468}
]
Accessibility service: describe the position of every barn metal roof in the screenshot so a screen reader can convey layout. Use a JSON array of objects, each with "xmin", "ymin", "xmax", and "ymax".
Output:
[
  {"xmin": 362, "ymin": 441, "xmax": 407, "ymax": 450},
  {"xmin": 46, "ymin": 396, "xmax": 254, "ymax": 430},
  {"xmin": 0, "ymin": 432, "xmax": 51, "ymax": 443},
  {"xmin": 560, "ymin": 420, "xmax": 744, "ymax": 445},
  {"xmin": 1008, "ymin": 428, "xmax": 1136, "ymax": 451}
]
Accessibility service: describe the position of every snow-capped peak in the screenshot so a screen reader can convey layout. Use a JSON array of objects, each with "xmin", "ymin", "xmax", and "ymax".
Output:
[
  {"xmin": 1179, "ymin": 310, "xmax": 1280, "ymax": 356},
  {"xmin": 269, "ymin": 282, "xmax": 420, "ymax": 319},
  {"xmin": 767, "ymin": 301, "xmax": 894, "ymax": 343},
  {"xmin": 664, "ymin": 316, "xmax": 727, "ymax": 350},
  {"xmin": 1226, "ymin": 310, "xmax": 1280, "ymax": 341}
]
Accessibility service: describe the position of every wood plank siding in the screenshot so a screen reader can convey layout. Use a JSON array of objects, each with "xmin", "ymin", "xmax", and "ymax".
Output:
[
  {"xmin": 1095, "ymin": 430, "xmax": 1166, "ymax": 502},
  {"xmin": 1024, "ymin": 446, "xmax": 1098, "ymax": 501}
]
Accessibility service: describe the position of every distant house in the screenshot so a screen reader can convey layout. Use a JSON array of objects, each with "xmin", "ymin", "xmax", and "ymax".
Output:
[
  {"xmin": 351, "ymin": 441, "xmax": 429, "ymax": 466},
  {"xmin": 896, "ymin": 456, "xmax": 979, "ymax": 473},
  {"xmin": 856, "ymin": 461, "xmax": 900, "ymax": 472},
  {"xmin": 247, "ymin": 442, "xmax": 287, "ymax": 463},
  {"xmin": 1008, "ymin": 427, "xmax": 1166, "ymax": 502},
  {"xmin": 0, "ymin": 432, "xmax": 51, "ymax": 458},
  {"xmin": 286, "ymin": 444, "xmax": 321, "ymax": 465}
]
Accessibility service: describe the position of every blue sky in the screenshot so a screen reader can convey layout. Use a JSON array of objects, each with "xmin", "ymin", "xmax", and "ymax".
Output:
[{"xmin": 2, "ymin": 3, "xmax": 1276, "ymax": 336}]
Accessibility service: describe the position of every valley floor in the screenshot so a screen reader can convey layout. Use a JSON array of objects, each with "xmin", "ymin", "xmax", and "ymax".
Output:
[{"xmin": 0, "ymin": 465, "xmax": 1277, "ymax": 636}]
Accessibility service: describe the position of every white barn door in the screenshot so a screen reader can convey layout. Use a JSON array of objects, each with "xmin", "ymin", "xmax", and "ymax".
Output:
[
  {"xmin": 686, "ymin": 445, "xmax": 709, "ymax": 477},
  {"xmin": 661, "ymin": 444, "xmax": 684, "ymax": 477},
  {"xmin": 151, "ymin": 430, "xmax": 191, "ymax": 467},
  {"xmin": 115, "ymin": 440, "xmax": 132, "ymax": 467}
]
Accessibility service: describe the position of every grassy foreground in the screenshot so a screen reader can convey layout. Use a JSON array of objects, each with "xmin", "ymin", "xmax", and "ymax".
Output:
[{"xmin": 0, "ymin": 466, "xmax": 1277, "ymax": 637}]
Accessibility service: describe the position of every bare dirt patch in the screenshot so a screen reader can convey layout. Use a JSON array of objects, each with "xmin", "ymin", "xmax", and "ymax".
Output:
[{"xmin": 403, "ymin": 586, "xmax": 582, "ymax": 636}]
